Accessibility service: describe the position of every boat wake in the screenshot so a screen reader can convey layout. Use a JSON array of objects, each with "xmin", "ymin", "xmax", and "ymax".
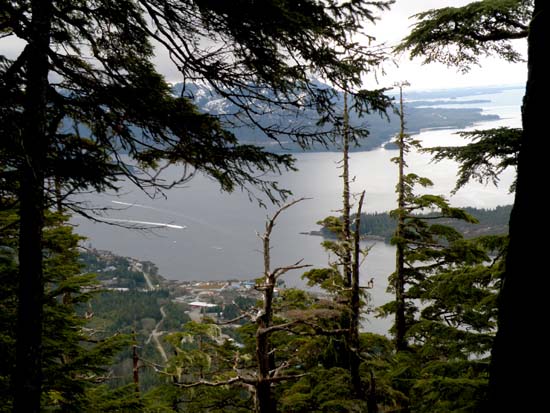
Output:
[{"xmin": 101, "ymin": 217, "xmax": 186, "ymax": 229}]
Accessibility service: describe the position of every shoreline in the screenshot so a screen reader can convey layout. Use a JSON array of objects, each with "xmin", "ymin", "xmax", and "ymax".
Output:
[{"xmin": 300, "ymin": 231, "xmax": 386, "ymax": 242}]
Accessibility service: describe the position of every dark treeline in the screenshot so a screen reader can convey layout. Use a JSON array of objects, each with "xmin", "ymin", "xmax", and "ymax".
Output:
[
  {"xmin": 84, "ymin": 290, "xmax": 168, "ymax": 332},
  {"xmin": 318, "ymin": 205, "xmax": 512, "ymax": 241}
]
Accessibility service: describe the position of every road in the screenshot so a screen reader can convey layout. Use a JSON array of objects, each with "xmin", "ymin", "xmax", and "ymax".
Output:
[
  {"xmin": 141, "ymin": 269, "xmax": 155, "ymax": 291},
  {"xmin": 188, "ymin": 307, "xmax": 203, "ymax": 322},
  {"xmin": 146, "ymin": 306, "xmax": 168, "ymax": 362}
]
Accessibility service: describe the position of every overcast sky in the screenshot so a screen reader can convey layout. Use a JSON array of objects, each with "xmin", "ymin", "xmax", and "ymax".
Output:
[
  {"xmin": 151, "ymin": 0, "xmax": 527, "ymax": 91},
  {"xmin": 1, "ymin": 1, "xmax": 527, "ymax": 91},
  {"xmin": 362, "ymin": 0, "xmax": 527, "ymax": 90}
]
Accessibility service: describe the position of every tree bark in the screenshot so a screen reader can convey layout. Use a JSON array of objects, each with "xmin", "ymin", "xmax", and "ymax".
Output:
[
  {"xmin": 255, "ymin": 216, "xmax": 276, "ymax": 413},
  {"xmin": 366, "ymin": 370, "xmax": 377, "ymax": 413},
  {"xmin": 133, "ymin": 333, "xmax": 140, "ymax": 394},
  {"xmin": 12, "ymin": 1, "xmax": 52, "ymax": 412},
  {"xmin": 350, "ymin": 192, "xmax": 365, "ymax": 400},
  {"xmin": 489, "ymin": 1, "xmax": 547, "ymax": 410},
  {"xmin": 394, "ymin": 85, "xmax": 407, "ymax": 352},
  {"xmin": 342, "ymin": 92, "xmax": 352, "ymax": 288},
  {"xmin": 255, "ymin": 371, "xmax": 274, "ymax": 413},
  {"xmin": 255, "ymin": 307, "xmax": 274, "ymax": 413}
]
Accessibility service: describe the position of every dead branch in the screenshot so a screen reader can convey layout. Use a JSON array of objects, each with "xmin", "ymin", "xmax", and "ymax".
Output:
[
  {"xmin": 138, "ymin": 356, "xmax": 167, "ymax": 373},
  {"xmin": 175, "ymin": 375, "xmax": 257, "ymax": 388},
  {"xmin": 216, "ymin": 313, "xmax": 252, "ymax": 325},
  {"xmin": 264, "ymin": 373, "xmax": 309, "ymax": 383},
  {"xmin": 271, "ymin": 261, "xmax": 312, "ymax": 279},
  {"xmin": 259, "ymin": 319, "xmax": 349, "ymax": 336},
  {"xmin": 263, "ymin": 197, "xmax": 311, "ymax": 241}
]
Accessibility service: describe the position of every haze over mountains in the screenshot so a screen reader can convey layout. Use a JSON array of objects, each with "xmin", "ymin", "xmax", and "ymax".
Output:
[{"xmin": 173, "ymin": 82, "xmax": 521, "ymax": 152}]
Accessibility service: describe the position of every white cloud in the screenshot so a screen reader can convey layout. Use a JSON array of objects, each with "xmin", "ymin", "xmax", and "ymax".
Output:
[{"xmin": 364, "ymin": 0, "xmax": 527, "ymax": 90}]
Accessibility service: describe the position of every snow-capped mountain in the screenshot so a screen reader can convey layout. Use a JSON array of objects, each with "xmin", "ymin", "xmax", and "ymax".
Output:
[{"xmin": 171, "ymin": 81, "xmax": 501, "ymax": 152}]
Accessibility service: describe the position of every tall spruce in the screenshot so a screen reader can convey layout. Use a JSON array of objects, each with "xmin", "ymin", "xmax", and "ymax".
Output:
[
  {"xmin": 382, "ymin": 85, "xmax": 504, "ymax": 411},
  {"xmin": 12, "ymin": 2, "xmax": 52, "ymax": 410},
  {"xmin": 340, "ymin": 91, "xmax": 363, "ymax": 399},
  {"xmin": 392, "ymin": 82, "xmax": 410, "ymax": 352},
  {"xmin": 0, "ymin": 209, "xmax": 130, "ymax": 411},
  {"xmin": 341, "ymin": 92, "xmax": 367, "ymax": 401},
  {"xmin": 395, "ymin": 1, "xmax": 546, "ymax": 407},
  {"xmin": 491, "ymin": 1, "xmax": 547, "ymax": 408},
  {"xmin": 383, "ymin": 83, "xmax": 479, "ymax": 352},
  {"xmin": 304, "ymin": 88, "xmax": 390, "ymax": 408}
]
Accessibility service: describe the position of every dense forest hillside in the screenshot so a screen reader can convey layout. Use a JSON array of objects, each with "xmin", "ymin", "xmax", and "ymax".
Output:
[{"xmin": 74, "ymin": 249, "xmax": 263, "ymax": 394}]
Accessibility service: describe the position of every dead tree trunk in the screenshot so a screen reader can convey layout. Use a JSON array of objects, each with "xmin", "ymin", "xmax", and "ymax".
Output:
[
  {"xmin": 254, "ymin": 199, "xmax": 309, "ymax": 413},
  {"xmin": 394, "ymin": 83, "xmax": 409, "ymax": 352},
  {"xmin": 342, "ymin": 92, "xmax": 352, "ymax": 289},
  {"xmin": 350, "ymin": 191, "xmax": 366, "ymax": 399},
  {"xmin": 133, "ymin": 332, "xmax": 140, "ymax": 394}
]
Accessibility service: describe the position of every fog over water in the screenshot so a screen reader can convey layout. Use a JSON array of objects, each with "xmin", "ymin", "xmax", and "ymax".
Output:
[{"xmin": 73, "ymin": 88, "xmax": 522, "ymax": 333}]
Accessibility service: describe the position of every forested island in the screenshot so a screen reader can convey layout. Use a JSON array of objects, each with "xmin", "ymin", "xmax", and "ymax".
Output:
[{"xmin": 309, "ymin": 205, "xmax": 512, "ymax": 242}]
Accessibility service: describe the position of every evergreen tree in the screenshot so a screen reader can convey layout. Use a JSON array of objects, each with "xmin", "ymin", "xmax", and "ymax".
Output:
[
  {"xmin": 392, "ymin": 81, "xmax": 410, "ymax": 353},
  {"xmin": 384, "ymin": 82, "xmax": 479, "ymax": 352},
  {"xmin": 405, "ymin": 236, "xmax": 504, "ymax": 412},
  {"xmin": 426, "ymin": 127, "xmax": 521, "ymax": 194},
  {"xmin": 332, "ymin": 91, "xmax": 367, "ymax": 400},
  {"xmin": 0, "ymin": 210, "xmax": 130, "ymax": 412},
  {"xmin": 1, "ymin": 1, "xmax": 394, "ymax": 409},
  {"xmin": 395, "ymin": 1, "xmax": 547, "ymax": 408},
  {"xmin": 378, "ymin": 83, "xmax": 502, "ymax": 411},
  {"xmin": 302, "ymin": 89, "xmax": 388, "ymax": 410}
]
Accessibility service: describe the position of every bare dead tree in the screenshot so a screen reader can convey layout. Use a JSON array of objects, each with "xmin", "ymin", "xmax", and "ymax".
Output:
[
  {"xmin": 350, "ymin": 191, "xmax": 366, "ymax": 400},
  {"xmin": 162, "ymin": 198, "xmax": 351, "ymax": 412},
  {"xmin": 254, "ymin": 198, "xmax": 311, "ymax": 413}
]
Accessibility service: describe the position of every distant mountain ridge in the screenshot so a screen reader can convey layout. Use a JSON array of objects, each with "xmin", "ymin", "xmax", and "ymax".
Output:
[{"xmin": 172, "ymin": 82, "xmax": 504, "ymax": 152}]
